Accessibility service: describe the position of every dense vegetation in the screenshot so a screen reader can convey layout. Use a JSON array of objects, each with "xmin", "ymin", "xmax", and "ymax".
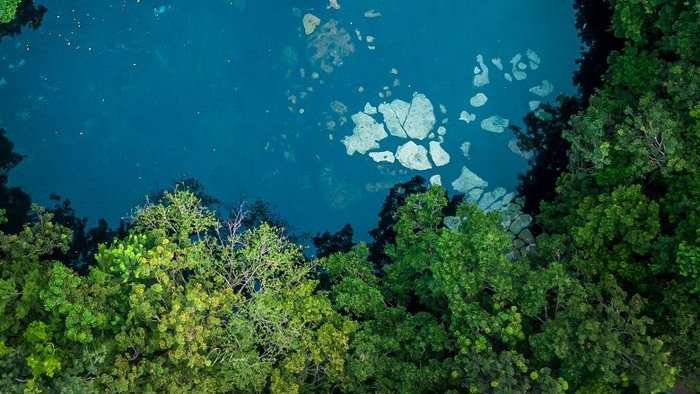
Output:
[{"xmin": 1, "ymin": 0, "xmax": 699, "ymax": 392}]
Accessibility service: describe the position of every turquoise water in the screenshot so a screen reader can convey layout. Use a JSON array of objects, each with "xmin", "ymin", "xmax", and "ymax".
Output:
[{"xmin": 0, "ymin": 1, "xmax": 580, "ymax": 240}]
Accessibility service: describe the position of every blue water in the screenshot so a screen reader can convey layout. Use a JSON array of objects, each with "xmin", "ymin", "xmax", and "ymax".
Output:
[{"xmin": 0, "ymin": 1, "xmax": 580, "ymax": 240}]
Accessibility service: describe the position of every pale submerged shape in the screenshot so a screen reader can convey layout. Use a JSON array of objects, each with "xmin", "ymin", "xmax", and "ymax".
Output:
[
  {"xmin": 459, "ymin": 110, "xmax": 476, "ymax": 123},
  {"xmin": 460, "ymin": 141, "xmax": 471, "ymax": 158},
  {"xmin": 504, "ymin": 73, "xmax": 513, "ymax": 82},
  {"xmin": 528, "ymin": 100, "xmax": 541, "ymax": 111},
  {"xmin": 526, "ymin": 48, "xmax": 541, "ymax": 70},
  {"xmin": 469, "ymin": 93, "xmax": 488, "ymax": 107},
  {"xmin": 510, "ymin": 54, "xmax": 527, "ymax": 80},
  {"xmin": 452, "ymin": 165, "xmax": 488, "ymax": 194},
  {"xmin": 428, "ymin": 141, "xmax": 450, "ymax": 167},
  {"xmin": 369, "ymin": 150, "xmax": 395, "ymax": 163},
  {"xmin": 529, "ymin": 80, "xmax": 553, "ymax": 97},
  {"xmin": 395, "ymin": 141, "xmax": 432, "ymax": 170},
  {"xmin": 437, "ymin": 126, "xmax": 447, "ymax": 136},
  {"xmin": 342, "ymin": 112, "xmax": 388, "ymax": 155},
  {"xmin": 473, "ymin": 54, "xmax": 490, "ymax": 87},
  {"xmin": 378, "ymin": 93, "xmax": 435, "ymax": 140},
  {"xmin": 480, "ymin": 115, "xmax": 509, "ymax": 133},
  {"xmin": 478, "ymin": 187, "xmax": 507, "ymax": 210},
  {"xmin": 508, "ymin": 139, "xmax": 534, "ymax": 160}
]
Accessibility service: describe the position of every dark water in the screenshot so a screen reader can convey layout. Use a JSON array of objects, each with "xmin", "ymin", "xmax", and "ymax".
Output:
[{"xmin": 0, "ymin": 0, "xmax": 580, "ymax": 240}]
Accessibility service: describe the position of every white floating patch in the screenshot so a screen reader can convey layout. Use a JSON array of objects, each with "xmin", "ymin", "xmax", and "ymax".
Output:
[
  {"xmin": 363, "ymin": 102, "xmax": 377, "ymax": 115},
  {"xmin": 513, "ymin": 70, "xmax": 527, "ymax": 81},
  {"xmin": 403, "ymin": 93, "xmax": 436, "ymax": 140},
  {"xmin": 473, "ymin": 66, "xmax": 481, "ymax": 74},
  {"xmin": 459, "ymin": 110, "xmax": 476, "ymax": 123},
  {"xmin": 439, "ymin": 104, "xmax": 447, "ymax": 114},
  {"xmin": 517, "ymin": 62, "xmax": 527, "ymax": 70},
  {"xmin": 342, "ymin": 112, "xmax": 388, "ymax": 155},
  {"xmin": 378, "ymin": 93, "xmax": 436, "ymax": 140},
  {"xmin": 480, "ymin": 115, "xmax": 509, "ymax": 133},
  {"xmin": 429, "ymin": 174, "xmax": 442, "ymax": 186},
  {"xmin": 491, "ymin": 57, "xmax": 503, "ymax": 70},
  {"xmin": 390, "ymin": 67, "xmax": 399, "ymax": 74},
  {"xmin": 528, "ymin": 100, "xmax": 541, "ymax": 111},
  {"xmin": 452, "ymin": 166, "xmax": 488, "ymax": 194},
  {"xmin": 428, "ymin": 141, "xmax": 450, "ymax": 167},
  {"xmin": 369, "ymin": 150, "xmax": 395, "ymax": 163},
  {"xmin": 437, "ymin": 126, "xmax": 447, "ymax": 136},
  {"xmin": 378, "ymin": 100, "xmax": 409, "ymax": 138},
  {"xmin": 473, "ymin": 54, "xmax": 490, "ymax": 87},
  {"xmin": 504, "ymin": 73, "xmax": 513, "ymax": 82},
  {"xmin": 529, "ymin": 80, "xmax": 553, "ymax": 97},
  {"xmin": 469, "ymin": 92, "xmax": 488, "ymax": 107},
  {"xmin": 395, "ymin": 141, "xmax": 432, "ymax": 170}
]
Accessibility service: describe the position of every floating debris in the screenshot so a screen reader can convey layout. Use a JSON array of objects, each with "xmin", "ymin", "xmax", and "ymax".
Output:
[
  {"xmin": 469, "ymin": 92, "xmax": 488, "ymax": 107},
  {"xmin": 491, "ymin": 57, "xmax": 503, "ymax": 70},
  {"xmin": 396, "ymin": 141, "xmax": 432, "ymax": 170},
  {"xmin": 363, "ymin": 102, "xmax": 377, "ymax": 115},
  {"xmin": 529, "ymin": 80, "xmax": 553, "ymax": 97},
  {"xmin": 473, "ymin": 54, "xmax": 490, "ymax": 87},
  {"xmin": 342, "ymin": 112, "xmax": 388, "ymax": 155},
  {"xmin": 364, "ymin": 9, "xmax": 381, "ymax": 18},
  {"xmin": 480, "ymin": 115, "xmax": 509, "ymax": 133},
  {"xmin": 378, "ymin": 93, "xmax": 435, "ymax": 140},
  {"xmin": 429, "ymin": 174, "xmax": 442, "ymax": 186},
  {"xmin": 302, "ymin": 13, "xmax": 321, "ymax": 35},
  {"xmin": 459, "ymin": 110, "xmax": 476, "ymax": 123},
  {"xmin": 369, "ymin": 150, "xmax": 395, "ymax": 163},
  {"xmin": 508, "ymin": 139, "xmax": 534, "ymax": 159},
  {"xmin": 452, "ymin": 165, "xmax": 488, "ymax": 194},
  {"xmin": 429, "ymin": 141, "xmax": 450, "ymax": 167}
]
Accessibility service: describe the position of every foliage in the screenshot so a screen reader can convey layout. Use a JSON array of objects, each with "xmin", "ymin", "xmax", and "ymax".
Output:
[
  {"xmin": 0, "ymin": 0, "xmax": 47, "ymax": 42},
  {"xmin": 0, "ymin": 0, "xmax": 20, "ymax": 23}
]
